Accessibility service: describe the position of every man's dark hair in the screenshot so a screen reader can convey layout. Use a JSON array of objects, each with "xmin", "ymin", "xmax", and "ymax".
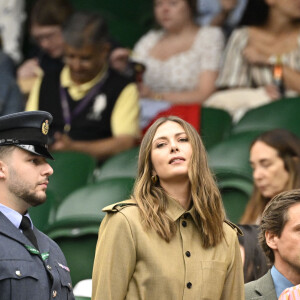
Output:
[
  {"xmin": 259, "ymin": 189, "xmax": 300, "ymax": 264},
  {"xmin": 31, "ymin": 0, "xmax": 73, "ymax": 27},
  {"xmin": 62, "ymin": 11, "xmax": 109, "ymax": 49}
]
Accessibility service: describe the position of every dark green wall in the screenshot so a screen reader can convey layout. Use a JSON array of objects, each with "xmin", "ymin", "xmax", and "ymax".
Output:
[{"xmin": 70, "ymin": 0, "xmax": 155, "ymax": 48}]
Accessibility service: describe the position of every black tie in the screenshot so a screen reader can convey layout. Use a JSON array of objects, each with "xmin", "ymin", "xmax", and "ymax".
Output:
[{"xmin": 19, "ymin": 216, "xmax": 39, "ymax": 250}]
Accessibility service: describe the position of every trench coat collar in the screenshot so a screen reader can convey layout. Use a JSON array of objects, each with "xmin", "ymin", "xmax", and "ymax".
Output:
[
  {"xmin": 166, "ymin": 197, "xmax": 200, "ymax": 228},
  {"xmin": 165, "ymin": 196, "xmax": 186, "ymax": 222}
]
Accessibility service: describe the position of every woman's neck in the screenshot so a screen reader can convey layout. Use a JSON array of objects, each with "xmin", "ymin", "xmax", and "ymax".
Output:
[
  {"xmin": 164, "ymin": 21, "xmax": 198, "ymax": 38},
  {"xmin": 161, "ymin": 179, "xmax": 191, "ymax": 210},
  {"xmin": 264, "ymin": 9, "xmax": 300, "ymax": 36}
]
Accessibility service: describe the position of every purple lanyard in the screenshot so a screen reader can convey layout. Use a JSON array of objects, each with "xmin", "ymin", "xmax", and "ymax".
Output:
[{"xmin": 59, "ymin": 71, "xmax": 109, "ymax": 133}]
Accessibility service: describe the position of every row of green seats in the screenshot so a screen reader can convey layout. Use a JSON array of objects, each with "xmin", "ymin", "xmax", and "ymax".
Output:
[
  {"xmin": 30, "ymin": 98, "xmax": 300, "ymax": 233},
  {"xmin": 29, "ymin": 97, "xmax": 300, "ymax": 287}
]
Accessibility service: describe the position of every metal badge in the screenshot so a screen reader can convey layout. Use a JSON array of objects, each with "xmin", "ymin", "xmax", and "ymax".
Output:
[{"xmin": 42, "ymin": 120, "xmax": 49, "ymax": 135}]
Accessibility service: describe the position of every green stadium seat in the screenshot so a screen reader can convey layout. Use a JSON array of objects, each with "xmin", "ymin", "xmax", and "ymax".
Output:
[
  {"xmin": 95, "ymin": 147, "xmax": 139, "ymax": 181},
  {"xmin": 55, "ymin": 177, "xmax": 135, "ymax": 222},
  {"xmin": 208, "ymin": 131, "xmax": 260, "ymax": 181},
  {"xmin": 207, "ymin": 132, "xmax": 261, "ymax": 223},
  {"xmin": 46, "ymin": 177, "xmax": 135, "ymax": 285},
  {"xmin": 201, "ymin": 107, "xmax": 232, "ymax": 149},
  {"xmin": 47, "ymin": 151, "xmax": 97, "ymax": 212},
  {"xmin": 232, "ymin": 96, "xmax": 300, "ymax": 137},
  {"xmin": 30, "ymin": 152, "xmax": 96, "ymax": 232},
  {"xmin": 29, "ymin": 190, "xmax": 56, "ymax": 232},
  {"xmin": 218, "ymin": 178, "xmax": 253, "ymax": 223}
]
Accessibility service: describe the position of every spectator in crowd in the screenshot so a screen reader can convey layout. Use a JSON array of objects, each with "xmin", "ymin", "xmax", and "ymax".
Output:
[
  {"xmin": 240, "ymin": 129, "xmax": 300, "ymax": 224},
  {"xmin": 17, "ymin": 0, "xmax": 73, "ymax": 94},
  {"xmin": 196, "ymin": 0, "xmax": 248, "ymax": 38},
  {"xmin": 204, "ymin": 0, "xmax": 300, "ymax": 122},
  {"xmin": 245, "ymin": 189, "xmax": 300, "ymax": 299},
  {"xmin": 113, "ymin": 0, "xmax": 224, "ymax": 130},
  {"xmin": 0, "ymin": 0, "xmax": 26, "ymax": 64},
  {"xmin": 0, "ymin": 111, "xmax": 74, "ymax": 300},
  {"xmin": 26, "ymin": 11, "xmax": 139, "ymax": 162},
  {"xmin": 238, "ymin": 224, "xmax": 269, "ymax": 283},
  {"xmin": 92, "ymin": 116, "xmax": 244, "ymax": 300},
  {"xmin": 0, "ymin": 52, "xmax": 24, "ymax": 116}
]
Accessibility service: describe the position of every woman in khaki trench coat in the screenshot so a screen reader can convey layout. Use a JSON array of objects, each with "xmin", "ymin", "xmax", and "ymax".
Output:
[{"xmin": 92, "ymin": 116, "xmax": 245, "ymax": 300}]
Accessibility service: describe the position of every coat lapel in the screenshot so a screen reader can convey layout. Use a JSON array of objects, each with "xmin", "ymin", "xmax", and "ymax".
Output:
[
  {"xmin": 254, "ymin": 270, "xmax": 277, "ymax": 300},
  {"xmin": 0, "ymin": 212, "xmax": 31, "ymax": 246}
]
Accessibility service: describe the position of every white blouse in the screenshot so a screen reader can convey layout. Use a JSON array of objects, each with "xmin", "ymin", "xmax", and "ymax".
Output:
[
  {"xmin": 217, "ymin": 27, "xmax": 300, "ymax": 93},
  {"xmin": 133, "ymin": 26, "xmax": 224, "ymax": 93}
]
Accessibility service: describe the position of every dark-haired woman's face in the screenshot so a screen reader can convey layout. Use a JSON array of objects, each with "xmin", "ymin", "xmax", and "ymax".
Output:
[
  {"xmin": 154, "ymin": 0, "xmax": 193, "ymax": 31},
  {"xmin": 250, "ymin": 141, "xmax": 290, "ymax": 199}
]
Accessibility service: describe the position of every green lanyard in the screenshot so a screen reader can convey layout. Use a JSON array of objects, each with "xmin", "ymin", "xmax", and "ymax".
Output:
[{"xmin": 25, "ymin": 245, "xmax": 49, "ymax": 261}]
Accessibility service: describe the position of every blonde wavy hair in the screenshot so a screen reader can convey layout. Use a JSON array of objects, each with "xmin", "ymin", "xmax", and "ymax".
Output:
[{"xmin": 132, "ymin": 116, "xmax": 225, "ymax": 248}]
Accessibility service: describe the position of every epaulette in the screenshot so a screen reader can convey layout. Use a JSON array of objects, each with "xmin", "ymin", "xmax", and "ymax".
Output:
[
  {"xmin": 102, "ymin": 199, "xmax": 137, "ymax": 213},
  {"xmin": 224, "ymin": 219, "xmax": 243, "ymax": 236}
]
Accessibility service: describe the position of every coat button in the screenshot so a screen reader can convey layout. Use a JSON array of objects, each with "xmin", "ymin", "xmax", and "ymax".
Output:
[
  {"xmin": 184, "ymin": 213, "xmax": 189, "ymax": 219},
  {"xmin": 182, "ymin": 220, "xmax": 187, "ymax": 227},
  {"xmin": 52, "ymin": 290, "xmax": 57, "ymax": 298},
  {"xmin": 187, "ymin": 282, "xmax": 192, "ymax": 289},
  {"xmin": 185, "ymin": 251, "xmax": 191, "ymax": 257},
  {"xmin": 47, "ymin": 265, "xmax": 52, "ymax": 271},
  {"xmin": 15, "ymin": 270, "xmax": 22, "ymax": 276}
]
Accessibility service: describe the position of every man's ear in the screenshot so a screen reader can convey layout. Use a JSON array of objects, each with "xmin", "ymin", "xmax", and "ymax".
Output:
[
  {"xmin": 266, "ymin": 231, "xmax": 279, "ymax": 250},
  {"xmin": 0, "ymin": 160, "xmax": 7, "ymax": 179}
]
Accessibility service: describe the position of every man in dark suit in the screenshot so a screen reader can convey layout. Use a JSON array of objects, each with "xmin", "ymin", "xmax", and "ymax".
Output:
[
  {"xmin": 0, "ymin": 111, "xmax": 74, "ymax": 299},
  {"xmin": 245, "ymin": 189, "xmax": 300, "ymax": 299}
]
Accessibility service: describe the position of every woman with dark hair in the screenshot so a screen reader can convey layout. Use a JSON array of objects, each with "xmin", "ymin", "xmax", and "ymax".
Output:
[
  {"xmin": 92, "ymin": 116, "xmax": 244, "ymax": 299},
  {"xmin": 114, "ymin": 0, "xmax": 224, "ymax": 130},
  {"xmin": 240, "ymin": 129, "xmax": 300, "ymax": 224},
  {"xmin": 238, "ymin": 224, "xmax": 269, "ymax": 283},
  {"xmin": 205, "ymin": 0, "xmax": 300, "ymax": 121},
  {"xmin": 17, "ymin": 0, "xmax": 73, "ymax": 94}
]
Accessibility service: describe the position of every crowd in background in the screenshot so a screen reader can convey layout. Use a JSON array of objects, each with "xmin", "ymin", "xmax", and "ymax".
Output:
[{"xmin": 0, "ymin": 0, "xmax": 300, "ymax": 298}]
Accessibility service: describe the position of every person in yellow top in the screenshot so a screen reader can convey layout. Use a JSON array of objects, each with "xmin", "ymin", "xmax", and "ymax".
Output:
[
  {"xmin": 26, "ymin": 11, "xmax": 139, "ymax": 162},
  {"xmin": 92, "ymin": 116, "xmax": 245, "ymax": 300}
]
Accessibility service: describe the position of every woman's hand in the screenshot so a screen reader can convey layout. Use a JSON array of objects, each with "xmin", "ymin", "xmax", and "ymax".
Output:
[
  {"xmin": 243, "ymin": 45, "xmax": 269, "ymax": 65},
  {"xmin": 109, "ymin": 47, "xmax": 131, "ymax": 73},
  {"xmin": 264, "ymin": 84, "xmax": 281, "ymax": 100},
  {"xmin": 138, "ymin": 82, "xmax": 153, "ymax": 98},
  {"xmin": 17, "ymin": 58, "xmax": 41, "ymax": 79},
  {"xmin": 50, "ymin": 132, "xmax": 73, "ymax": 151}
]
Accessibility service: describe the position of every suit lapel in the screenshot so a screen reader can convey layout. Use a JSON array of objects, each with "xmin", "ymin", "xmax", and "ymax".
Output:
[{"xmin": 254, "ymin": 270, "xmax": 277, "ymax": 299}]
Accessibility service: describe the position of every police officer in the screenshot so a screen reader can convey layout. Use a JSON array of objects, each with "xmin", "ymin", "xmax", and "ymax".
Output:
[{"xmin": 0, "ymin": 111, "xmax": 74, "ymax": 299}]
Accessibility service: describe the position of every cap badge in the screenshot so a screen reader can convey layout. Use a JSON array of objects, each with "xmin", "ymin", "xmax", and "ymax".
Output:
[{"xmin": 42, "ymin": 120, "xmax": 49, "ymax": 135}]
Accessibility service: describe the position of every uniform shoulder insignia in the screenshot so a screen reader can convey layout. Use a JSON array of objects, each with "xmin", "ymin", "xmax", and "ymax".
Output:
[
  {"xmin": 224, "ymin": 219, "xmax": 243, "ymax": 236},
  {"xmin": 102, "ymin": 199, "xmax": 137, "ymax": 213}
]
